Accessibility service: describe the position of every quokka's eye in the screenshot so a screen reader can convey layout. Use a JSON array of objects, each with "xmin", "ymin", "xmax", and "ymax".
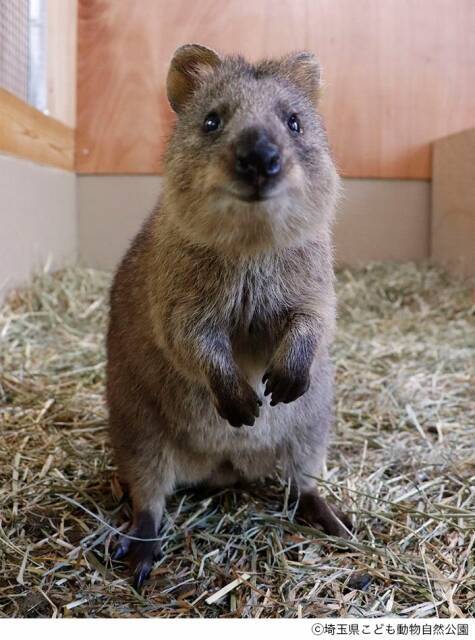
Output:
[
  {"xmin": 203, "ymin": 112, "xmax": 221, "ymax": 133},
  {"xmin": 287, "ymin": 114, "xmax": 301, "ymax": 134}
]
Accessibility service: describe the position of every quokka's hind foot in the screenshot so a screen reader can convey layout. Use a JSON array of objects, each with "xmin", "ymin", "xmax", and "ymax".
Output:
[
  {"xmin": 112, "ymin": 510, "xmax": 162, "ymax": 591},
  {"xmin": 297, "ymin": 489, "xmax": 352, "ymax": 539}
]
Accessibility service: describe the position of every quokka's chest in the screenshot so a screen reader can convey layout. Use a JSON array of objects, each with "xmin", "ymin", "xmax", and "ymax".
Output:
[{"xmin": 225, "ymin": 265, "xmax": 291, "ymax": 353}]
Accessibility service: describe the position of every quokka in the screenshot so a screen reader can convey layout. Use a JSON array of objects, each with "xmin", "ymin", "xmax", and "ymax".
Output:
[{"xmin": 106, "ymin": 44, "xmax": 349, "ymax": 589}]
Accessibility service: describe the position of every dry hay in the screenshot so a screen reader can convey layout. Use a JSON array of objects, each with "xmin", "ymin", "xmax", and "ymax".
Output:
[{"xmin": 0, "ymin": 263, "xmax": 474, "ymax": 618}]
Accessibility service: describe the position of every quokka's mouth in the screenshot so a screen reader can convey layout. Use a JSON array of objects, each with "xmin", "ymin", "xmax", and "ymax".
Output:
[
  {"xmin": 235, "ymin": 192, "xmax": 276, "ymax": 203},
  {"xmin": 220, "ymin": 185, "xmax": 282, "ymax": 204}
]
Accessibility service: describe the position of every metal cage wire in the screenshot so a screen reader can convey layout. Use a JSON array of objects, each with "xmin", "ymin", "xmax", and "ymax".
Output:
[{"xmin": 0, "ymin": 0, "xmax": 46, "ymax": 110}]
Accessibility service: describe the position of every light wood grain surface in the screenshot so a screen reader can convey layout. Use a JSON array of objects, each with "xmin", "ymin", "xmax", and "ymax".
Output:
[
  {"xmin": 0, "ymin": 89, "xmax": 74, "ymax": 171},
  {"xmin": 76, "ymin": 0, "xmax": 475, "ymax": 177},
  {"xmin": 432, "ymin": 128, "xmax": 475, "ymax": 278}
]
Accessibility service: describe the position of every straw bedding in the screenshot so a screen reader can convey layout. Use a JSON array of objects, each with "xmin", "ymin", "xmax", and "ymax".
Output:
[{"xmin": 0, "ymin": 263, "xmax": 474, "ymax": 618}]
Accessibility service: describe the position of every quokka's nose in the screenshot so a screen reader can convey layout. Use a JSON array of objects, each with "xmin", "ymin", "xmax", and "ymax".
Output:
[{"xmin": 235, "ymin": 132, "xmax": 281, "ymax": 182}]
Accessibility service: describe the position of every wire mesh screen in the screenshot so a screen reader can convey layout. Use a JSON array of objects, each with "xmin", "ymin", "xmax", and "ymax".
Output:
[
  {"xmin": 28, "ymin": 0, "xmax": 47, "ymax": 111},
  {"xmin": 0, "ymin": 0, "xmax": 29, "ymax": 101},
  {"xmin": 0, "ymin": 0, "xmax": 46, "ymax": 109}
]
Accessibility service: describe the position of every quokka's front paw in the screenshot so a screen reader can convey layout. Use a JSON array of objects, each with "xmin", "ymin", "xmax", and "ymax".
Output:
[
  {"xmin": 263, "ymin": 365, "xmax": 310, "ymax": 406},
  {"xmin": 214, "ymin": 379, "xmax": 262, "ymax": 428}
]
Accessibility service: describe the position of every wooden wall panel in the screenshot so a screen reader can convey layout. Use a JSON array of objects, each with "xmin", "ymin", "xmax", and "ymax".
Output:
[{"xmin": 76, "ymin": 0, "xmax": 475, "ymax": 178}]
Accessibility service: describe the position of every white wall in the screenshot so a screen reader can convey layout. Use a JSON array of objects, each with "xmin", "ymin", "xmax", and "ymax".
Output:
[
  {"xmin": 78, "ymin": 176, "xmax": 430, "ymax": 270},
  {"xmin": 0, "ymin": 153, "xmax": 77, "ymax": 301},
  {"xmin": 0, "ymin": 164, "xmax": 431, "ymax": 302}
]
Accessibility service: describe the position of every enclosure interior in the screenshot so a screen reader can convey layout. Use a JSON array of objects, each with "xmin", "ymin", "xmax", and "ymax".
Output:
[{"xmin": 0, "ymin": 0, "xmax": 474, "ymax": 619}]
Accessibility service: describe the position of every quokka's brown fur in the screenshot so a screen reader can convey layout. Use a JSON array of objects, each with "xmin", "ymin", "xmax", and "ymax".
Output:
[{"xmin": 106, "ymin": 44, "xmax": 349, "ymax": 588}]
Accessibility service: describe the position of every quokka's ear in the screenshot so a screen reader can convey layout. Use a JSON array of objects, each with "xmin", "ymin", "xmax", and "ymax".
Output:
[
  {"xmin": 261, "ymin": 51, "xmax": 321, "ymax": 105},
  {"xmin": 167, "ymin": 44, "xmax": 222, "ymax": 113}
]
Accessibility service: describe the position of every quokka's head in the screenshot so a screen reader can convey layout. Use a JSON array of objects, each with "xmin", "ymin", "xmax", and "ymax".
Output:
[{"xmin": 164, "ymin": 44, "xmax": 339, "ymax": 254}]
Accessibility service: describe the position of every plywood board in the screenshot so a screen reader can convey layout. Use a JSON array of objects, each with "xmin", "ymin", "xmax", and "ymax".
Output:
[
  {"xmin": 76, "ymin": 0, "xmax": 475, "ymax": 177},
  {"xmin": 432, "ymin": 128, "xmax": 475, "ymax": 279},
  {"xmin": 0, "ymin": 88, "xmax": 74, "ymax": 170}
]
